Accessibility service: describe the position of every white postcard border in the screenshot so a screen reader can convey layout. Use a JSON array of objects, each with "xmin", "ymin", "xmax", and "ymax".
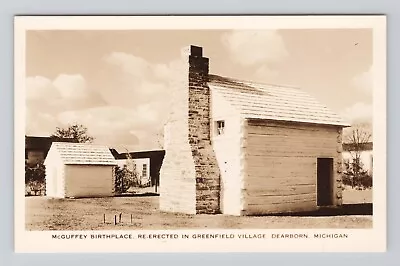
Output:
[{"xmin": 14, "ymin": 15, "xmax": 387, "ymax": 253}]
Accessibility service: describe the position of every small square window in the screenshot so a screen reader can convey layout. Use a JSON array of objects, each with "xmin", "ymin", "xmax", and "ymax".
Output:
[{"xmin": 216, "ymin": 120, "xmax": 225, "ymax": 135}]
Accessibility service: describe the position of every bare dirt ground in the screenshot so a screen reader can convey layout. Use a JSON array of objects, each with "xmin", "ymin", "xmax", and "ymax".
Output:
[{"xmin": 25, "ymin": 189, "xmax": 373, "ymax": 231}]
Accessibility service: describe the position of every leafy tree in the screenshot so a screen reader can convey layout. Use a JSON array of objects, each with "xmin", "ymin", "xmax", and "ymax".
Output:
[{"xmin": 51, "ymin": 123, "xmax": 94, "ymax": 143}]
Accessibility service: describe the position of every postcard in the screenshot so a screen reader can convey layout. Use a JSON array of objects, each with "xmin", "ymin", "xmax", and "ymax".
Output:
[{"xmin": 14, "ymin": 15, "xmax": 386, "ymax": 252}]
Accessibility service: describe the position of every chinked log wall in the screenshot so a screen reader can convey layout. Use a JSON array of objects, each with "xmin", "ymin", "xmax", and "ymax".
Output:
[{"xmin": 241, "ymin": 119, "xmax": 343, "ymax": 215}]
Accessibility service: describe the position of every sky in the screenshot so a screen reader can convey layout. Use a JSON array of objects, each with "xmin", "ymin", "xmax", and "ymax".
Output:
[{"xmin": 25, "ymin": 29, "xmax": 373, "ymax": 151}]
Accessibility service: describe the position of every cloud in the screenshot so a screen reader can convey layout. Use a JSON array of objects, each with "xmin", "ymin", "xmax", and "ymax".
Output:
[
  {"xmin": 26, "ymin": 52, "xmax": 183, "ymax": 150},
  {"xmin": 341, "ymin": 102, "xmax": 372, "ymax": 125},
  {"xmin": 26, "ymin": 76, "xmax": 59, "ymax": 100},
  {"xmin": 221, "ymin": 30, "xmax": 289, "ymax": 66},
  {"xmin": 103, "ymin": 52, "xmax": 151, "ymax": 79},
  {"xmin": 25, "ymin": 74, "xmax": 106, "ymax": 136},
  {"xmin": 25, "ymin": 111, "xmax": 58, "ymax": 136},
  {"xmin": 57, "ymin": 105, "xmax": 162, "ymax": 149},
  {"xmin": 352, "ymin": 66, "xmax": 373, "ymax": 96},
  {"xmin": 53, "ymin": 74, "xmax": 90, "ymax": 99},
  {"xmin": 99, "ymin": 53, "xmax": 185, "ymax": 149}
]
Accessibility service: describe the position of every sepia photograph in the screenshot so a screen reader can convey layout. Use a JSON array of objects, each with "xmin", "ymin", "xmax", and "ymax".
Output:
[{"xmin": 14, "ymin": 15, "xmax": 386, "ymax": 252}]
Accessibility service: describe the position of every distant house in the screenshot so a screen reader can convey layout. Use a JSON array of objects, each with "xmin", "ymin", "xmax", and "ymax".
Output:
[
  {"xmin": 160, "ymin": 45, "xmax": 350, "ymax": 216},
  {"xmin": 25, "ymin": 136, "xmax": 75, "ymax": 165},
  {"xmin": 45, "ymin": 142, "xmax": 117, "ymax": 198},
  {"xmin": 111, "ymin": 149, "xmax": 165, "ymax": 190},
  {"xmin": 342, "ymin": 142, "xmax": 373, "ymax": 175}
]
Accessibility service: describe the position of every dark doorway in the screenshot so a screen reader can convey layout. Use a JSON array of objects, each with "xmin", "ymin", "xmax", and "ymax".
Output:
[{"xmin": 317, "ymin": 158, "xmax": 334, "ymax": 206}]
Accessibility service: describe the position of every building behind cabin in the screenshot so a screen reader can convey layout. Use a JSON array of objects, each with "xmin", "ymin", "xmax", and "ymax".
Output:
[
  {"xmin": 111, "ymin": 149, "xmax": 165, "ymax": 188},
  {"xmin": 25, "ymin": 136, "xmax": 75, "ymax": 165},
  {"xmin": 115, "ymin": 157, "xmax": 151, "ymax": 186}
]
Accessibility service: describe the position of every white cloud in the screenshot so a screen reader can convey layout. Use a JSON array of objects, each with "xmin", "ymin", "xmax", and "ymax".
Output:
[
  {"xmin": 103, "ymin": 52, "xmax": 151, "ymax": 78},
  {"xmin": 26, "ymin": 52, "xmax": 183, "ymax": 150},
  {"xmin": 25, "ymin": 74, "xmax": 106, "ymax": 136},
  {"xmin": 342, "ymin": 102, "xmax": 373, "ymax": 125},
  {"xmin": 57, "ymin": 105, "xmax": 162, "ymax": 149},
  {"xmin": 25, "ymin": 111, "xmax": 58, "ymax": 136},
  {"xmin": 352, "ymin": 66, "xmax": 373, "ymax": 96},
  {"xmin": 26, "ymin": 76, "xmax": 59, "ymax": 100},
  {"xmin": 53, "ymin": 74, "xmax": 90, "ymax": 99},
  {"xmin": 153, "ymin": 59, "xmax": 185, "ymax": 81},
  {"xmin": 221, "ymin": 30, "xmax": 289, "ymax": 66}
]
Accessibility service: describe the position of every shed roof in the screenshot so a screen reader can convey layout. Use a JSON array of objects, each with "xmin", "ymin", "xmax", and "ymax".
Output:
[
  {"xmin": 49, "ymin": 142, "xmax": 117, "ymax": 165},
  {"xmin": 208, "ymin": 75, "xmax": 350, "ymax": 127}
]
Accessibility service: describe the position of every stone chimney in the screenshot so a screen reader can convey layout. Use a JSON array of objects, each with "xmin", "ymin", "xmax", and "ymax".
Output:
[{"xmin": 159, "ymin": 45, "xmax": 221, "ymax": 214}]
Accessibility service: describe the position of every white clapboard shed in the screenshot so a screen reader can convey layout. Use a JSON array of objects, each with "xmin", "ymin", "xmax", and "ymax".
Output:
[
  {"xmin": 160, "ymin": 45, "xmax": 350, "ymax": 216},
  {"xmin": 44, "ymin": 142, "xmax": 117, "ymax": 198}
]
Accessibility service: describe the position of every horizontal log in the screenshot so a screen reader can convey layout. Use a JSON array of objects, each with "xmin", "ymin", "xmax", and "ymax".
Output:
[
  {"xmin": 246, "ymin": 165, "xmax": 316, "ymax": 176},
  {"xmin": 246, "ymin": 132, "xmax": 337, "ymax": 141},
  {"xmin": 246, "ymin": 121, "xmax": 338, "ymax": 132},
  {"xmin": 245, "ymin": 192, "xmax": 316, "ymax": 205},
  {"xmin": 245, "ymin": 157, "xmax": 338, "ymax": 168},
  {"xmin": 242, "ymin": 201, "xmax": 317, "ymax": 215},
  {"xmin": 243, "ymin": 177, "xmax": 315, "ymax": 189},
  {"xmin": 244, "ymin": 184, "xmax": 315, "ymax": 197}
]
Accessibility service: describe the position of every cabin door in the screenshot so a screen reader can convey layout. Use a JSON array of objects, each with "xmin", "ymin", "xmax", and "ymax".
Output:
[{"xmin": 317, "ymin": 158, "xmax": 334, "ymax": 206}]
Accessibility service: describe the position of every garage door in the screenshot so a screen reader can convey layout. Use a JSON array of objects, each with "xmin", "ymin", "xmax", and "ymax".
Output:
[{"xmin": 65, "ymin": 165, "xmax": 113, "ymax": 198}]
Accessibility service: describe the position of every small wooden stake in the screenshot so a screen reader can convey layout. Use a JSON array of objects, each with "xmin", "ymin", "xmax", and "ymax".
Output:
[
  {"xmin": 114, "ymin": 215, "xmax": 117, "ymax": 225},
  {"xmin": 119, "ymin": 213, "xmax": 122, "ymax": 223},
  {"xmin": 130, "ymin": 214, "xmax": 133, "ymax": 224},
  {"xmin": 103, "ymin": 214, "xmax": 106, "ymax": 224}
]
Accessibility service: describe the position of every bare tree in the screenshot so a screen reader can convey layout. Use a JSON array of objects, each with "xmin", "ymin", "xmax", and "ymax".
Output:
[
  {"xmin": 156, "ymin": 132, "xmax": 164, "ymax": 149},
  {"xmin": 343, "ymin": 124, "xmax": 372, "ymax": 188}
]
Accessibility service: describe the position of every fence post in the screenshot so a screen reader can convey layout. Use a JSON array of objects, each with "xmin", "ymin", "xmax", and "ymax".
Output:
[
  {"xmin": 103, "ymin": 214, "xmax": 106, "ymax": 224},
  {"xmin": 114, "ymin": 215, "xmax": 117, "ymax": 225},
  {"xmin": 119, "ymin": 213, "xmax": 122, "ymax": 223},
  {"xmin": 130, "ymin": 214, "xmax": 133, "ymax": 224}
]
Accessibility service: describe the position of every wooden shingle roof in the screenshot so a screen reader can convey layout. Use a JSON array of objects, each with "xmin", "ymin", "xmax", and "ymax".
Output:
[
  {"xmin": 50, "ymin": 142, "xmax": 117, "ymax": 165},
  {"xmin": 208, "ymin": 75, "xmax": 350, "ymax": 127}
]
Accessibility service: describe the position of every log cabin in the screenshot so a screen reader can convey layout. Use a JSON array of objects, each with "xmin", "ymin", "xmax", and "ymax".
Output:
[{"xmin": 159, "ymin": 45, "xmax": 350, "ymax": 215}]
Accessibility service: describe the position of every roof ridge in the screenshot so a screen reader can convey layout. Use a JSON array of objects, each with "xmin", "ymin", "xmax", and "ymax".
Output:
[
  {"xmin": 208, "ymin": 74, "xmax": 303, "ymax": 90},
  {"xmin": 208, "ymin": 74, "xmax": 350, "ymax": 127},
  {"xmin": 53, "ymin": 141, "xmax": 107, "ymax": 147}
]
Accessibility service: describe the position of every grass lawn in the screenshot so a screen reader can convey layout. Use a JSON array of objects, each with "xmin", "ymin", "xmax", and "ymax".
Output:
[
  {"xmin": 25, "ymin": 189, "xmax": 372, "ymax": 231},
  {"xmin": 342, "ymin": 187, "xmax": 372, "ymax": 204}
]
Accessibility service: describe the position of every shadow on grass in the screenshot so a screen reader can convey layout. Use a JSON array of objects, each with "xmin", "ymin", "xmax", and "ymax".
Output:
[{"xmin": 271, "ymin": 203, "xmax": 373, "ymax": 217}]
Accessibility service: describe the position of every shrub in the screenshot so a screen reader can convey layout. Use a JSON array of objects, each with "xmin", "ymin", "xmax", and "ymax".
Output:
[
  {"xmin": 114, "ymin": 165, "xmax": 139, "ymax": 194},
  {"xmin": 25, "ymin": 162, "xmax": 46, "ymax": 196},
  {"xmin": 342, "ymin": 160, "xmax": 372, "ymax": 190}
]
